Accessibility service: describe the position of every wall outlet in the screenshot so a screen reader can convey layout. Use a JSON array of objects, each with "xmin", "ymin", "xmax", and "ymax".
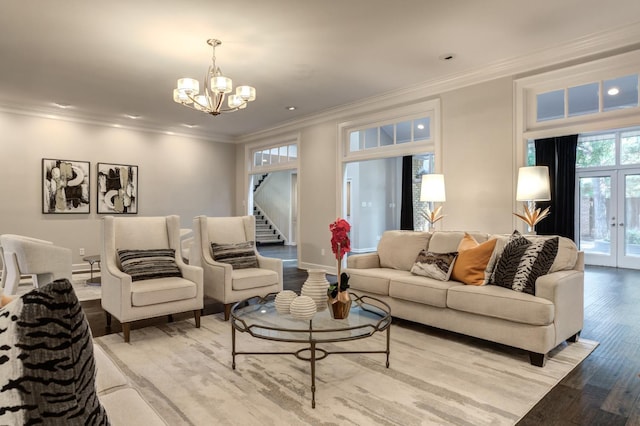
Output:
[
  {"xmin": 321, "ymin": 248, "xmax": 325, "ymax": 256},
  {"xmin": 79, "ymin": 248, "xmax": 85, "ymax": 256}
]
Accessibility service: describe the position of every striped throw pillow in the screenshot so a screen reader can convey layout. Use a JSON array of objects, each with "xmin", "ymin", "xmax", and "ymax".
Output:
[
  {"xmin": 0, "ymin": 279, "xmax": 110, "ymax": 425},
  {"xmin": 117, "ymin": 248, "xmax": 182, "ymax": 281},
  {"xmin": 211, "ymin": 241, "xmax": 258, "ymax": 269},
  {"xmin": 491, "ymin": 231, "xmax": 559, "ymax": 295}
]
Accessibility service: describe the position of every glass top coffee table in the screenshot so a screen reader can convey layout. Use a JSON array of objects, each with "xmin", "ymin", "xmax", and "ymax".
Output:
[{"xmin": 231, "ymin": 292, "xmax": 391, "ymax": 408}]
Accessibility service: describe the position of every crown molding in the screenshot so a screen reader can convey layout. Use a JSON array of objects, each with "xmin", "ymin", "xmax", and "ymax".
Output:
[
  {"xmin": 0, "ymin": 103, "xmax": 234, "ymax": 143},
  {"xmin": 238, "ymin": 21, "xmax": 640, "ymax": 144}
]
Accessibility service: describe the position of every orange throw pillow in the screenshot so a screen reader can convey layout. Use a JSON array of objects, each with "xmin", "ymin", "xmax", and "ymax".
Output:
[{"xmin": 451, "ymin": 234, "xmax": 497, "ymax": 286}]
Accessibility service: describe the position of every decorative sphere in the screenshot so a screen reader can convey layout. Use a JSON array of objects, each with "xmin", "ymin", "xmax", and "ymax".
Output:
[
  {"xmin": 289, "ymin": 295, "xmax": 317, "ymax": 321},
  {"xmin": 275, "ymin": 290, "xmax": 297, "ymax": 314}
]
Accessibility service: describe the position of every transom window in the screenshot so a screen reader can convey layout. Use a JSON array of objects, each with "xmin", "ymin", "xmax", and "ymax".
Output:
[
  {"xmin": 251, "ymin": 142, "xmax": 298, "ymax": 172},
  {"xmin": 577, "ymin": 127, "xmax": 640, "ymax": 169},
  {"xmin": 348, "ymin": 117, "xmax": 431, "ymax": 153},
  {"xmin": 536, "ymin": 73, "xmax": 639, "ymax": 123}
]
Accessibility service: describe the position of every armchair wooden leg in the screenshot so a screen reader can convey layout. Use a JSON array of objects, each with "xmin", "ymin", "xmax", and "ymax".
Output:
[
  {"xmin": 168, "ymin": 314, "xmax": 174, "ymax": 323},
  {"xmin": 105, "ymin": 312, "xmax": 112, "ymax": 327},
  {"xmin": 567, "ymin": 331, "xmax": 581, "ymax": 343},
  {"xmin": 224, "ymin": 304, "xmax": 232, "ymax": 321},
  {"xmin": 194, "ymin": 310, "xmax": 201, "ymax": 328},
  {"xmin": 122, "ymin": 323, "xmax": 131, "ymax": 343}
]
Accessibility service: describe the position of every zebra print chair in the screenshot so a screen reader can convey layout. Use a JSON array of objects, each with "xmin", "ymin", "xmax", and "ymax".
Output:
[{"xmin": 101, "ymin": 215, "xmax": 203, "ymax": 342}]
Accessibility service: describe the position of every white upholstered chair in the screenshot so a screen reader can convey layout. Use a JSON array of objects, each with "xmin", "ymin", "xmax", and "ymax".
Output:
[
  {"xmin": 0, "ymin": 234, "xmax": 72, "ymax": 295},
  {"xmin": 101, "ymin": 215, "xmax": 204, "ymax": 342},
  {"xmin": 191, "ymin": 215, "xmax": 283, "ymax": 320}
]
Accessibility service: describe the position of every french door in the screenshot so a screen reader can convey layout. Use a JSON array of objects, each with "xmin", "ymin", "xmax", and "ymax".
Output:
[{"xmin": 577, "ymin": 169, "xmax": 640, "ymax": 269}]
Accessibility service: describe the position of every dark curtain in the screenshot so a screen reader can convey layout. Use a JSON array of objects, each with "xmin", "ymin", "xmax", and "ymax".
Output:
[
  {"xmin": 400, "ymin": 155, "xmax": 414, "ymax": 230},
  {"xmin": 534, "ymin": 135, "xmax": 578, "ymax": 240}
]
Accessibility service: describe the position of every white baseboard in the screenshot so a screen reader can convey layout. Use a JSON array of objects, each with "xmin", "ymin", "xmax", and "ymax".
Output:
[{"xmin": 298, "ymin": 262, "xmax": 337, "ymax": 276}]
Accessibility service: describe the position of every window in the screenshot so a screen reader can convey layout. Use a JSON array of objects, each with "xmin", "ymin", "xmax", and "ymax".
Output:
[
  {"xmin": 346, "ymin": 116, "xmax": 432, "ymax": 154},
  {"xmin": 535, "ymin": 72, "xmax": 640, "ymax": 123},
  {"xmin": 250, "ymin": 140, "xmax": 299, "ymax": 173},
  {"xmin": 577, "ymin": 127, "xmax": 640, "ymax": 169}
]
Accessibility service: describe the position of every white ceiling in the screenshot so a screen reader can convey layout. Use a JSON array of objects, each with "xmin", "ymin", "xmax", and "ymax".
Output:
[{"xmin": 2, "ymin": 1, "xmax": 640, "ymax": 141}]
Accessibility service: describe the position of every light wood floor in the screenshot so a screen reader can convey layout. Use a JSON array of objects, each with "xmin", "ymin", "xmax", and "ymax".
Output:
[{"xmin": 82, "ymin": 245, "xmax": 640, "ymax": 425}]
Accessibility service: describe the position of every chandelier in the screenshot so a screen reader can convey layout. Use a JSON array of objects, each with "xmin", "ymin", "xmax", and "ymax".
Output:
[{"xmin": 173, "ymin": 38, "xmax": 256, "ymax": 116}]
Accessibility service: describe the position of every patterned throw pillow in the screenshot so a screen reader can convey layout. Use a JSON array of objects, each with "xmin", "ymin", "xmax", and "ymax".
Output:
[
  {"xmin": 117, "ymin": 248, "xmax": 183, "ymax": 281},
  {"xmin": 0, "ymin": 279, "xmax": 109, "ymax": 425},
  {"xmin": 491, "ymin": 231, "xmax": 559, "ymax": 294},
  {"xmin": 410, "ymin": 250, "xmax": 458, "ymax": 281},
  {"xmin": 211, "ymin": 241, "xmax": 259, "ymax": 269}
]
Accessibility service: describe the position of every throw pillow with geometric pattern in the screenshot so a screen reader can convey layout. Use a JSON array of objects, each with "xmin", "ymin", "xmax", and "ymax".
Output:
[
  {"xmin": 410, "ymin": 250, "xmax": 458, "ymax": 281},
  {"xmin": 491, "ymin": 230, "xmax": 559, "ymax": 295},
  {"xmin": 0, "ymin": 279, "xmax": 110, "ymax": 425}
]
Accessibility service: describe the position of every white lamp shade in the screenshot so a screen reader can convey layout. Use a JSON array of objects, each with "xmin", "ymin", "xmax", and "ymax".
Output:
[
  {"xmin": 177, "ymin": 78, "xmax": 199, "ymax": 95},
  {"xmin": 227, "ymin": 94, "xmax": 244, "ymax": 109},
  {"xmin": 211, "ymin": 75, "xmax": 232, "ymax": 94},
  {"xmin": 236, "ymin": 85, "xmax": 256, "ymax": 101},
  {"xmin": 420, "ymin": 174, "xmax": 446, "ymax": 202},
  {"xmin": 516, "ymin": 166, "xmax": 551, "ymax": 201},
  {"xmin": 173, "ymin": 88, "xmax": 191, "ymax": 104}
]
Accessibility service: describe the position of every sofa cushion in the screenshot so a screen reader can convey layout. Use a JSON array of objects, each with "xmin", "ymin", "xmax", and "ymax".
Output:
[
  {"xmin": 447, "ymin": 284, "xmax": 555, "ymax": 325},
  {"xmin": 410, "ymin": 250, "xmax": 457, "ymax": 281},
  {"xmin": 0, "ymin": 279, "xmax": 109, "ymax": 425},
  {"xmin": 390, "ymin": 275, "xmax": 459, "ymax": 308},
  {"xmin": 377, "ymin": 230, "xmax": 431, "ymax": 271},
  {"xmin": 428, "ymin": 231, "xmax": 489, "ymax": 253},
  {"xmin": 131, "ymin": 277, "xmax": 198, "ymax": 306},
  {"xmin": 211, "ymin": 241, "xmax": 259, "ymax": 269},
  {"xmin": 118, "ymin": 248, "xmax": 182, "ymax": 281},
  {"xmin": 346, "ymin": 268, "xmax": 413, "ymax": 296},
  {"xmin": 451, "ymin": 234, "xmax": 497, "ymax": 286},
  {"xmin": 491, "ymin": 231, "xmax": 559, "ymax": 295},
  {"xmin": 231, "ymin": 268, "xmax": 279, "ymax": 291}
]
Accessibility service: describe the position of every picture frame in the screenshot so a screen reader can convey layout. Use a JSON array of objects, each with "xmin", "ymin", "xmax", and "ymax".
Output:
[
  {"xmin": 42, "ymin": 158, "xmax": 91, "ymax": 214},
  {"xmin": 97, "ymin": 162, "xmax": 138, "ymax": 214}
]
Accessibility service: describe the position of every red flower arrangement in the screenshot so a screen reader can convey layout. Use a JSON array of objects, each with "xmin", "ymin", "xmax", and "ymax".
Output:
[{"xmin": 329, "ymin": 218, "xmax": 351, "ymax": 261}]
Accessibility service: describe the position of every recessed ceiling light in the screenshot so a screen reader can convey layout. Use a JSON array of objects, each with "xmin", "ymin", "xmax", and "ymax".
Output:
[
  {"xmin": 53, "ymin": 102, "xmax": 72, "ymax": 109},
  {"xmin": 125, "ymin": 114, "xmax": 140, "ymax": 119},
  {"xmin": 182, "ymin": 123, "xmax": 198, "ymax": 128},
  {"xmin": 286, "ymin": 106, "xmax": 297, "ymax": 111},
  {"xmin": 607, "ymin": 87, "xmax": 620, "ymax": 96},
  {"xmin": 438, "ymin": 53, "xmax": 456, "ymax": 61}
]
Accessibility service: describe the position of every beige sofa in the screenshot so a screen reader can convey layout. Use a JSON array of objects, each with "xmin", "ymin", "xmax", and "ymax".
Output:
[
  {"xmin": 345, "ymin": 230, "xmax": 584, "ymax": 366},
  {"xmin": 95, "ymin": 343, "xmax": 166, "ymax": 425}
]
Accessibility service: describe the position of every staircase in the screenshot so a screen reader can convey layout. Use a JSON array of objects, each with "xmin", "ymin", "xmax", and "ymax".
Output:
[{"xmin": 253, "ymin": 206, "xmax": 285, "ymax": 245}]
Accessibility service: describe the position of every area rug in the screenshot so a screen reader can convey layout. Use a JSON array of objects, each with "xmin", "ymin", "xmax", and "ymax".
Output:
[
  {"xmin": 15, "ymin": 273, "xmax": 101, "ymax": 301},
  {"xmin": 95, "ymin": 314, "xmax": 597, "ymax": 425}
]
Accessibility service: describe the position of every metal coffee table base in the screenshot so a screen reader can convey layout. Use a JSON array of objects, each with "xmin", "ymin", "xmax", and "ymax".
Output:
[{"xmin": 231, "ymin": 320, "xmax": 390, "ymax": 408}]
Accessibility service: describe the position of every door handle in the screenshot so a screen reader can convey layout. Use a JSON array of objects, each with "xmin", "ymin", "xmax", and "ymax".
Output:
[
  {"xmin": 611, "ymin": 223, "xmax": 616, "ymax": 227},
  {"xmin": 619, "ymin": 223, "xmax": 625, "ymax": 227}
]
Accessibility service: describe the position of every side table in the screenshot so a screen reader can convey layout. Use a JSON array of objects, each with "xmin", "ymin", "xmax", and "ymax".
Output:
[{"xmin": 83, "ymin": 254, "xmax": 101, "ymax": 286}]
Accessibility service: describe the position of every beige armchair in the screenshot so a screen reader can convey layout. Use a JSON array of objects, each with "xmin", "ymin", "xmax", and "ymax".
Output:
[
  {"xmin": 101, "ymin": 215, "xmax": 203, "ymax": 342},
  {"xmin": 0, "ymin": 234, "xmax": 72, "ymax": 295},
  {"xmin": 191, "ymin": 215, "xmax": 283, "ymax": 320}
]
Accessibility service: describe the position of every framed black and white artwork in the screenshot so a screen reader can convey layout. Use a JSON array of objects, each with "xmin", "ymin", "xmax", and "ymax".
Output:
[
  {"xmin": 97, "ymin": 163, "xmax": 138, "ymax": 214},
  {"xmin": 42, "ymin": 158, "xmax": 91, "ymax": 214}
]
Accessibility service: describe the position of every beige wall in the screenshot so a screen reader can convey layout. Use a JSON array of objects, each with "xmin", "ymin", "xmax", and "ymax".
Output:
[
  {"xmin": 440, "ymin": 77, "xmax": 516, "ymax": 233},
  {"xmin": 237, "ymin": 77, "xmax": 519, "ymax": 272},
  {"xmin": 0, "ymin": 111, "xmax": 235, "ymax": 270}
]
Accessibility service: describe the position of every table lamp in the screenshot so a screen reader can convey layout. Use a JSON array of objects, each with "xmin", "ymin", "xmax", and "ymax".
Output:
[
  {"xmin": 514, "ymin": 166, "xmax": 551, "ymax": 233},
  {"xmin": 420, "ymin": 174, "xmax": 446, "ymax": 231}
]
